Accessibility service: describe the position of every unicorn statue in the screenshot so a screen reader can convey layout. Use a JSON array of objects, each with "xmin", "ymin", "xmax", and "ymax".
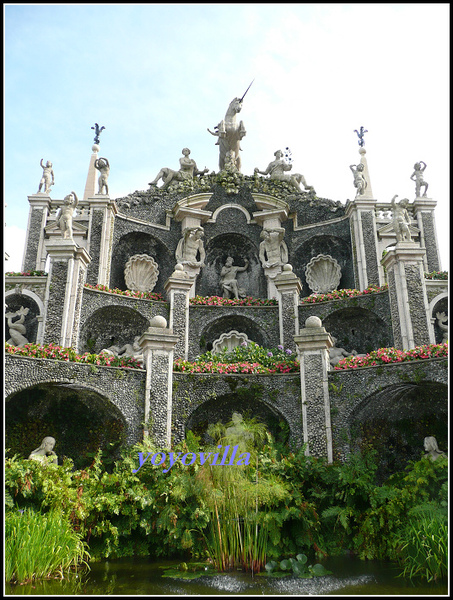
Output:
[{"xmin": 208, "ymin": 81, "xmax": 253, "ymax": 172}]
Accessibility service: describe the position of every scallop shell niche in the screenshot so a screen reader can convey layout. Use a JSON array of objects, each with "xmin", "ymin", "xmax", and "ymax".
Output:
[
  {"xmin": 305, "ymin": 254, "xmax": 342, "ymax": 294},
  {"xmin": 124, "ymin": 254, "xmax": 159, "ymax": 292}
]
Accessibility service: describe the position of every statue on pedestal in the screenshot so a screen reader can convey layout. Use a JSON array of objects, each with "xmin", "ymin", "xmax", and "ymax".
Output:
[
  {"xmin": 56, "ymin": 191, "xmax": 79, "ymax": 240},
  {"xmin": 149, "ymin": 148, "xmax": 208, "ymax": 190},
  {"xmin": 38, "ymin": 159, "xmax": 54, "ymax": 194},
  {"xmin": 410, "ymin": 161, "xmax": 428, "ymax": 198},
  {"xmin": 28, "ymin": 436, "xmax": 58, "ymax": 465},
  {"xmin": 208, "ymin": 82, "xmax": 253, "ymax": 172},
  {"xmin": 259, "ymin": 228, "xmax": 288, "ymax": 268},
  {"xmin": 175, "ymin": 227, "xmax": 206, "ymax": 271},
  {"xmin": 390, "ymin": 195, "xmax": 412, "ymax": 242},
  {"xmin": 350, "ymin": 163, "xmax": 367, "ymax": 197},
  {"xmin": 95, "ymin": 157, "xmax": 110, "ymax": 195},
  {"xmin": 220, "ymin": 257, "xmax": 249, "ymax": 299},
  {"xmin": 255, "ymin": 150, "xmax": 314, "ymax": 193}
]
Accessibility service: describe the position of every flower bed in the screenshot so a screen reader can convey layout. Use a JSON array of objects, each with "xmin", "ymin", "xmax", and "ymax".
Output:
[
  {"xmin": 5, "ymin": 343, "xmax": 144, "ymax": 370},
  {"xmin": 300, "ymin": 284, "xmax": 388, "ymax": 305},
  {"xmin": 189, "ymin": 295, "xmax": 278, "ymax": 307},
  {"xmin": 5, "ymin": 270, "xmax": 47, "ymax": 277},
  {"xmin": 424, "ymin": 271, "xmax": 448, "ymax": 280},
  {"xmin": 334, "ymin": 343, "xmax": 448, "ymax": 370},
  {"xmin": 174, "ymin": 342, "xmax": 298, "ymax": 374},
  {"xmin": 84, "ymin": 283, "xmax": 164, "ymax": 302}
]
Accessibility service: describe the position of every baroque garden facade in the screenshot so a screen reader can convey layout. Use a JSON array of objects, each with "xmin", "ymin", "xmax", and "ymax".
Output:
[{"xmin": 5, "ymin": 101, "xmax": 448, "ymax": 473}]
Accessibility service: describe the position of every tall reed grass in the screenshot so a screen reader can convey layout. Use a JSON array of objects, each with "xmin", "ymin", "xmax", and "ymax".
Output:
[{"xmin": 5, "ymin": 508, "xmax": 90, "ymax": 584}]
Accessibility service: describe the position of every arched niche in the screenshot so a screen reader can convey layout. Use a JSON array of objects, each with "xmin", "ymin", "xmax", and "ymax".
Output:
[
  {"xmin": 79, "ymin": 305, "xmax": 150, "ymax": 354},
  {"xmin": 199, "ymin": 314, "xmax": 269, "ymax": 353},
  {"xmin": 197, "ymin": 232, "xmax": 265, "ymax": 298},
  {"xmin": 430, "ymin": 294, "xmax": 448, "ymax": 344},
  {"xmin": 323, "ymin": 307, "xmax": 392, "ymax": 355},
  {"xmin": 110, "ymin": 231, "xmax": 173, "ymax": 295},
  {"xmin": 5, "ymin": 291, "xmax": 43, "ymax": 346},
  {"xmin": 5, "ymin": 382, "xmax": 127, "ymax": 470},
  {"xmin": 293, "ymin": 234, "xmax": 354, "ymax": 298},
  {"xmin": 348, "ymin": 381, "xmax": 448, "ymax": 481}
]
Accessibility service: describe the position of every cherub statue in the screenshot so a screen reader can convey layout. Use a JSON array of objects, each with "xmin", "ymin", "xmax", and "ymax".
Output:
[
  {"xmin": 259, "ymin": 228, "xmax": 288, "ymax": 268},
  {"xmin": 5, "ymin": 306, "xmax": 30, "ymax": 347},
  {"xmin": 56, "ymin": 191, "xmax": 79, "ymax": 240},
  {"xmin": 390, "ymin": 195, "xmax": 412, "ymax": 242},
  {"xmin": 28, "ymin": 436, "xmax": 58, "ymax": 465},
  {"xmin": 423, "ymin": 436, "xmax": 446, "ymax": 461},
  {"xmin": 38, "ymin": 159, "xmax": 54, "ymax": 194},
  {"xmin": 149, "ymin": 148, "xmax": 208, "ymax": 190},
  {"xmin": 255, "ymin": 150, "xmax": 314, "ymax": 193},
  {"xmin": 94, "ymin": 157, "xmax": 110, "ymax": 195},
  {"xmin": 349, "ymin": 163, "xmax": 367, "ymax": 197},
  {"xmin": 410, "ymin": 161, "xmax": 428, "ymax": 198},
  {"xmin": 436, "ymin": 312, "xmax": 448, "ymax": 343},
  {"xmin": 101, "ymin": 336, "xmax": 144, "ymax": 366},
  {"xmin": 220, "ymin": 257, "xmax": 249, "ymax": 299},
  {"xmin": 175, "ymin": 227, "xmax": 206, "ymax": 269}
]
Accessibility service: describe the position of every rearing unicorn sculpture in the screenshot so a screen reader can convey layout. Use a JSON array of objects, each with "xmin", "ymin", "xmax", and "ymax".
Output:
[{"xmin": 208, "ymin": 81, "xmax": 253, "ymax": 172}]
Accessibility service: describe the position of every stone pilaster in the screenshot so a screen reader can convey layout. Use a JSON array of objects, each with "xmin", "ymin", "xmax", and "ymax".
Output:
[
  {"xmin": 273, "ymin": 264, "xmax": 302, "ymax": 354},
  {"xmin": 381, "ymin": 242, "xmax": 434, "ymax": 349},
  {"xmin": 22, "ymin": 194, "xmax": 53, "ymax": 271},
  {"xmin": 413, "ymin": 198, "xmax": 441, "ymax": 272},
  {"xmin": 164, "ymin": 264, "xmax": 195, "ymax": 359},
  {"xmin": 294, "ymin": 316, "xmax": 334, "ymax": 462},
  {"xmin": 138, "ymin": 316, "xmax": 179, "ymax": 448},
  {"xmin": 42, "ymin": 239, "xmax": 91, "ymax": 349},
  {"xmin": 85, "ymin": 195, "xmax": 117, "ymax": 286},
  {"xmin": 346, "ymin": 197, "xmax": 380, "ymax": 289}
]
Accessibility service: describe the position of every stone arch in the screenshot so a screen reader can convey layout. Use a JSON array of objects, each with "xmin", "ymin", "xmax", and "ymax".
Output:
[
  {"xmin": 200, "ymin": 314, "xmax": 270, "ymax": 353},
  {"xmin": 347, "ymin": 380, "xmax": 448, "ymax": 479},
  {"xmin": 292, "ymin": 234, "xmax": 354, "ymax": 297},
  {"xmin": 429, "ymin": 292, "xmax": 448, "ymax": 344},
  {"xmin": 5, "ymin": 290, "xmax": 44, "ymax": 346},
  {"xmin": 184, "ymin": 392, "xmax": 291, "ymax": 447},
  {"xmin": 198, "ymin": 232, "xmax": 265, "ymax": 298},
  {"xmin": 110, "ymin": 231, "xmax": 173, "ymax": 295},
  {"xmin": 210, "ymin": 203, "xmax": 252, "ymax": 224},
  {"xmin": 323, "ymin": 306, "xmax": 392, "ymax": 354},
  {"xmin": 5, "ymin": 380, "xmax": 128, "ymax": 470},
  {"xmin": 79, "ymin": 304, "xmax": 150, "ymax": 354}
]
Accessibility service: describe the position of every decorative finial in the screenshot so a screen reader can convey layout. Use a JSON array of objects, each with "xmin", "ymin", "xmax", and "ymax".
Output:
[
  {"xmin": 283, "ymin": 147, "xmax": 293, "ymax": 164},
  {"xmin": 91, "ymin": 123, "xmax": 105, "ymax": 145},
  {"xmin": 354, "ymin": 126, "xmax": 368, "ymax": 147}
]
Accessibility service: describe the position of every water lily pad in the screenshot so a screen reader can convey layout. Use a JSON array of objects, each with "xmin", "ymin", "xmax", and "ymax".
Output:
[{"xmin": 310, "ymin": 563, "xmax": 333, "ymax": 577}]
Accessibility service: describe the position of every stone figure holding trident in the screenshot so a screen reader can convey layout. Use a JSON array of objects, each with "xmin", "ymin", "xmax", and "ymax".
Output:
[{"xmin": 208, "ymin": 80, "xmax": 253, "ymax": 172}]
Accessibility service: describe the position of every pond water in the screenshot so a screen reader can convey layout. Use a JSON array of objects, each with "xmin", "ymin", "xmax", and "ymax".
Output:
[{"xmin": 5, "ymin": 556, "xmax": 448, "ymax": 596}]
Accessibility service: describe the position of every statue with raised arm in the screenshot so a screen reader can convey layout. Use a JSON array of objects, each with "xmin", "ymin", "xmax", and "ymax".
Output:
[
  {"xmin": 259, "ymin": 228, "xmax": 288, "ymax": 268},
  {"xmin": 56, "ymin": 191, "xmax": 79, "ymax": 240},
  {"xmin": 390, "ymin": 195, "xmax": 412, "ymax": 242},
  {"xmin": 254, "ymin": 150, "xmax": 315, "ymax": 193},
  {"xmin": 208, "ymin": 82, "xmax": 253, "ymax": 172},
  {"xmin": 410, "ymin": 161, "xmax": 428, "ymax": 198},
  {"xmin": 175, "ymin": 227, "xmax": 206, "ymax": 269},
  {"xmin": 149, "ymin": 148, "xmax": 208, "ymax": 190},
  {"xmin": 38, "ymin": 159, "xmax": 55, "ymax": 194},
  {"xmin": 28, "ymin": 436, "xmax": 58, "ymax": 465},
  {"xmin": 6, "ymin": 306, "xmax": 30, "ymax": 347},
  {"xmin": 350, "ymin": 163, "xmax": 367, "ymax": 197},
  {"xmin": 220, "ymin": 257, "xmax": 249, "ymax": 299},
  {"xmin": 94, "ymin": 157, "xmax": 110, "ymax": 195}
]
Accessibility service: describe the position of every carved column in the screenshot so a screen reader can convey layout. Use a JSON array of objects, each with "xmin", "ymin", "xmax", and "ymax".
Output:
[
  {"xmin": 273, "ymin": 264, "xmax": 302, "ymax": 354},
  {"xmin": 412, "ymin": 198, "xmax": 441, "ymax": 272},
  {"xmin": 22, "ymin": 194, "xmax": 53, "ymax": 271},
  {"xmin": 138, "ymin": 317, "xmax": 179, "ymax": 448},
  {"xmin": 381, "ymin": 242, "xmax": 434, "ymax": 349},
  {"xmin": 42, "ymin": 239, "xmax": 91, "ymax": 349},
  {"xmin": 294, "ymin": 317, "xmax": 334, "ymax": 462},
  {"xmin": 164, "ymin": 265, "xmax": 194, "ymax": 359}
]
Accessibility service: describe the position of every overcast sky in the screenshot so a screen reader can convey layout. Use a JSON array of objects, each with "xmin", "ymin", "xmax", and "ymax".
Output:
[{"xmin": 4, "ymin": 3, "xmax": 449, "ymax": 273}]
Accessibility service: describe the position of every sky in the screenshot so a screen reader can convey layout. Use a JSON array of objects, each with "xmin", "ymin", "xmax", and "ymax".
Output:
[{"xmin": 4, "ymin": 3, "xmax": 450, "ymax": 273}]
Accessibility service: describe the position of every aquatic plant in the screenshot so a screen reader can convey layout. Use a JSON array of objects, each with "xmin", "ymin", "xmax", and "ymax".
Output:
[{"xmin": 5, "ymin": 508, "xmax": 90, "ymax": 584}]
